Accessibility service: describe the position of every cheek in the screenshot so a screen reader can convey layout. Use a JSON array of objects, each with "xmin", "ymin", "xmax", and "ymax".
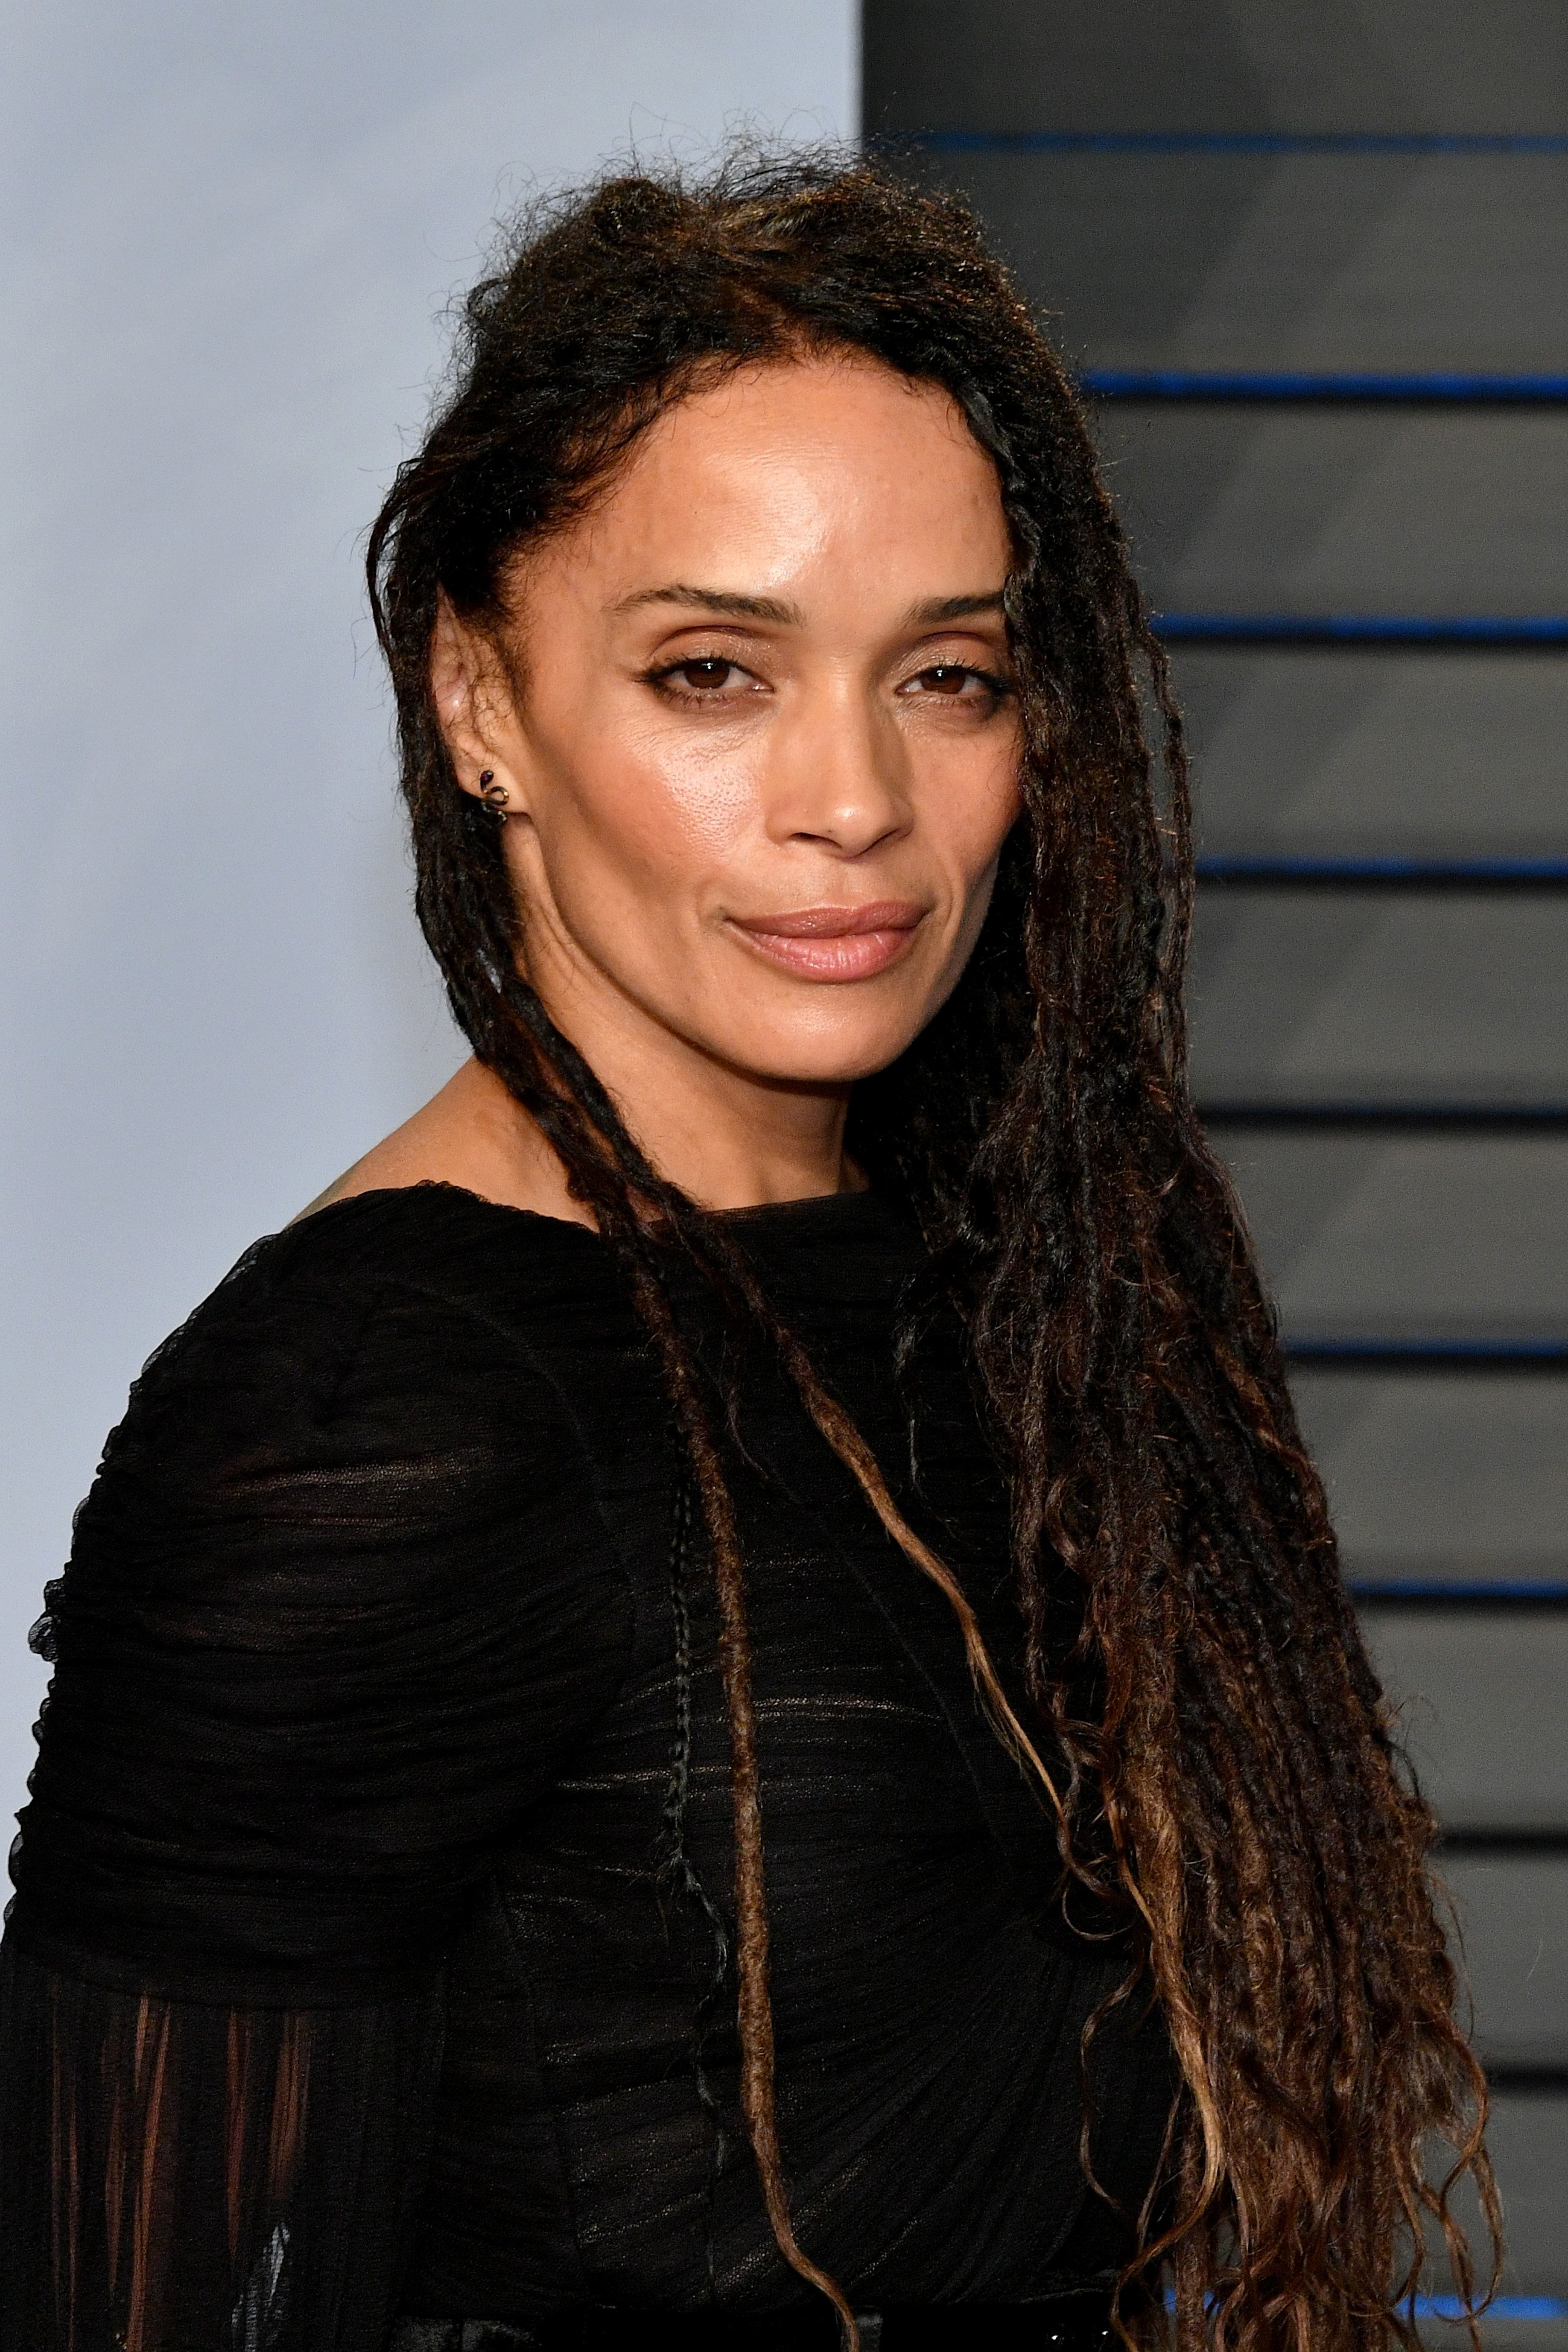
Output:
[
  {"xmin": 533, "ymin": 714, "xmax": 764, "ymax": 908},
  {"xmin": 932, "ymin": 735, "xmax": 1025, "ymax": 893}
]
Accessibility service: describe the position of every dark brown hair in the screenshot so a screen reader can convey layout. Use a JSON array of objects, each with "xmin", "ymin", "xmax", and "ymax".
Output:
[{"xmin": 367, "ymin": 147, "xmax": 1496, "ymax": 2350}]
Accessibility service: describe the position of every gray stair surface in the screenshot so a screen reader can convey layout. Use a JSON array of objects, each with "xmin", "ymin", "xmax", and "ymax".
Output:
[
  {"xmin": 1101, "ymin": 408, "xmax": 1568, "ymax": 618},
  {"xmin": 867, "ymin": 0, "xmax": 1568, "ymax": 2305},
  {"xmin": 1208, "ymin": 1128, "xmax": 1568, "ymax": 1341},
  {"xmin": 1439, "ymin": 1852, "xmax": 1568, "ymax": 2070},
  {"xmin": 1362, "ymin": 1607, "xmax": 1568, "ymax": 1834},
  {"xmin": 1438, "ymin": 2087, "xmax": 1568, "ymax": 2298},
  {"xmin": 1191, "ymin": 892, "xmax": 1568, "ymax": 1104},
  {"xmin": 1293, "ymin": 1369, "xmax": 1568, "ymax": 1588},
  {"xmin": 1183, "ymin": 650, "xmax": 1568, "ymax": 859},
  {"xmin": 913, "ymin": 151, "xmax": 1568, "ymax": 377}
]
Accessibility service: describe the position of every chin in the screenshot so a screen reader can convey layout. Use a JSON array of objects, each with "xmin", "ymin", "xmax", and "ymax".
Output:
[{"xmin": 729, "ymin": 1024, "xmax": 924, "ymax": 1090}]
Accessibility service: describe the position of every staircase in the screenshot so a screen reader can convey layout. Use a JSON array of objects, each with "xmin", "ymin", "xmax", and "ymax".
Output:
[{"xmin": 865, "ymin": 3, "xmax": 1568, "ymax": 2333}]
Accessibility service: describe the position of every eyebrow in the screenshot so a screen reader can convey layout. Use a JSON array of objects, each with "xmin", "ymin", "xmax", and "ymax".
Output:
[
  {"xmin": 614, "ymin": 585, "xmax": 1009, "ymax": 627},
  {"xmin": 906, "ymin": 592, "xmax": 1008, "ymax": 623},
  {"xmin": 612, "ymin": 583, "xmax": 804, "ymax": 624}
]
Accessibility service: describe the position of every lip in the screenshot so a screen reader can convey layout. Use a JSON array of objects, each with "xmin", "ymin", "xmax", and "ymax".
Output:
[{"xmin": 727, "ymin": 900, "xmax": 927, "ymax": 982}]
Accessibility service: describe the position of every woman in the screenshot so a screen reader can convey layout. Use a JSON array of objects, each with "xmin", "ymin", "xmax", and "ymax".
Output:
[{"xmin": 0, "ymin": 154, "xmax": 1493, "ymax": 2351}]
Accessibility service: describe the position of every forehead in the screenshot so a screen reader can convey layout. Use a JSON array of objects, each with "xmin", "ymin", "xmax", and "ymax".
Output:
[
  {"xmin": 644, "ymin": 351, "xmax": 989, "ymax": 475},
  {"xmin": 534, "ymin": 354, "xmax": 1011, "ymax": 605}
]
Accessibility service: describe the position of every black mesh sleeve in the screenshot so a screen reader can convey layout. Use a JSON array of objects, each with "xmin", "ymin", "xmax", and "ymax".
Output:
[{"xmin": 0, "ymin": 1224, "xmax": 633, "ymax": 2348}]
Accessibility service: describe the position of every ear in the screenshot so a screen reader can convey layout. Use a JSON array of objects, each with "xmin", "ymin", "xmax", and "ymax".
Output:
[{"xmin": 430, "ymin": 593, "xmax": 522, "ymax": 809}]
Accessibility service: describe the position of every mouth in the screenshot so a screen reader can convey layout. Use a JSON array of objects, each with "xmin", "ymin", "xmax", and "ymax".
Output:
[{"xmin": 726, "ymin": 900, "xmax": 927, "ymax": 982}]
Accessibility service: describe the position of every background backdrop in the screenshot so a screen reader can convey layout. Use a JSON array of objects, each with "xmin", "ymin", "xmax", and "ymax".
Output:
[
  {"xmin": 865, "ymin": 0, "xmax": 1568, "ymax": 2313},
  {"xmin": 7, "ymin": 1, "xmax": 1566, "ymax": 2319},
  {"xmin": 0, "ymin": 0, "xmax": 857, "ymax": 1822}
]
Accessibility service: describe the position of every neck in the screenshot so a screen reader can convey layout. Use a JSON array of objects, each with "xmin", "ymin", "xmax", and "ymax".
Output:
[
  {"xmin": 563, "ymin": 1005, "xmax": 857, "ymax": 1212},
  {"xmin": 317, "ymin": 957, "xmax": 866, "ymax": 1235}
]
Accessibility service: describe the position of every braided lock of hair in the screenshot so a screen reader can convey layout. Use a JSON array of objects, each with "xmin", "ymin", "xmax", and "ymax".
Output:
[{"xmin": 368, "ymin": 150, "xmax": 1499, "ymax": 2351}]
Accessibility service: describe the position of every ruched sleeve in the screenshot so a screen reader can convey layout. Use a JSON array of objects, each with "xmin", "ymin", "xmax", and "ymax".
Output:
[{"xmin": 0, "ymin": 1213, "xmax": 634, "ymax": 2351}]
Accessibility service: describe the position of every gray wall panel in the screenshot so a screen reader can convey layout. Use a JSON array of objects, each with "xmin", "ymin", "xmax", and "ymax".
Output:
[
  {"xmin": 1190, "ymin": 896, "xmax": 1568, "ymax": 1102},
  {"xmin": 1294, "ymin": 1371, "xmax": 1568, "ymax": 1587},
  {"xmin": 926, "ymin": 153, "xmax": 1568, "ymax": 373},
  {"xmin": 866, "ymin": 0, "xmax": 1568, "ymax": 136},
  {"xmin": 866, "ymin": 0, "xmax": 1568, "ymax": 2274},
  {"xmin": 1437, "ymin": 2087, "xmax": 1568, "ymax": 2296},
  {"xmin": 1438, "ymin": 2324, "xmax": 1568, "ymax": 2342},
  {"xmin": 1183, "ymin": 651, "xmax": 1568, "ymax": 860},
  {"xmin": 1426, "ymin": 2330, "xmax": 1568, "ymax": 2352},
  {"xmin": 1101, "ymin": 408, "xmax": 1568, "ymax": 615},
  {"xmin": 1442, "ymin": 1854, "xmax": 1568, "ymax": 2068},
  {"xmin": 1209, "ymin": 1131, "xmax": 1568, "ymax": 1339},
  {"xmin": 1360, "ymin": 1609, "xmax": 1568, "ymax": 1831},
  {"xmin": 1427, "ymin": 2328, "xmax": 1568, "ymax": 2352}
]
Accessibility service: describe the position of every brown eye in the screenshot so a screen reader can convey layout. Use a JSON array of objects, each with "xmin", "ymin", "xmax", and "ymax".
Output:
[
  {"xmin": 644, "ymin": 653, "xmax": 764, "ymax": 708},
  {"xmin": 904, "ymin": 663, "xmax": 1011, "ymax": 704}
]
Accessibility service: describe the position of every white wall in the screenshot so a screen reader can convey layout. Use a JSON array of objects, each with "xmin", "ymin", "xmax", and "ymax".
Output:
[{"xmin": 0, "ymin": 2, "xmax": 858, "ymax": 1827}]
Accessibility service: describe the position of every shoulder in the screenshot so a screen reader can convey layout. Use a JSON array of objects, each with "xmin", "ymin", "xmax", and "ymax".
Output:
[
  {"xmin": 57, "ymin": 1188, "xmax": 624, "ymax": 1607},
  {"xmin": 17, "ymin": 1217, "xmax": 641, "ymax": 2004},
  {"xmin": 138, "ymin": 1181, "xmax": 610, "ymax": 1416},
  {"xmin": 299, "ymin": 1055, "xmax": 594, "ymax": 1231}
]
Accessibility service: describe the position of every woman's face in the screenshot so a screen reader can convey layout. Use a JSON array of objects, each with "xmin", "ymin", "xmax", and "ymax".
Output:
[{"xmin": 437, "ymin": 353, "xmax": 1023, "ymax": 1096}]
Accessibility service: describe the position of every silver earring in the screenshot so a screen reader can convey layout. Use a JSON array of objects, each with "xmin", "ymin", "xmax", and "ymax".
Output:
[{"xmin": 478, "ymin": 768, "xmax": 509, "ymax": 823}]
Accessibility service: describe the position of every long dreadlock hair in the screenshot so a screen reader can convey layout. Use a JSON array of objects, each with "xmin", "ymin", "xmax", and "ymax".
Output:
[{"xmin": 366, "ymin": 147, "xmax": 1497, "ymax": 2351}]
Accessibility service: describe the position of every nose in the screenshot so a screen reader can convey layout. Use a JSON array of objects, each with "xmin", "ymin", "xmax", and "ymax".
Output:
[{"xmin": 764, "ymin": 673, "xmax": 912, "ymax": 859}]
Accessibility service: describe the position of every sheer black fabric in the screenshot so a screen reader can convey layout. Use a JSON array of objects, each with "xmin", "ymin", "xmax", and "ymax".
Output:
[{"xmin": 1, "ymin": 1186, "xmax": 1174, "ymax": 2348}]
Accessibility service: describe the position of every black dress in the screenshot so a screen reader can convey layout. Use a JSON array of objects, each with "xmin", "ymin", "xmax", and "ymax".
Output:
[{"xmin": 0, "ymin": 1184, "xmax": 1173, "ymax": 2350}]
